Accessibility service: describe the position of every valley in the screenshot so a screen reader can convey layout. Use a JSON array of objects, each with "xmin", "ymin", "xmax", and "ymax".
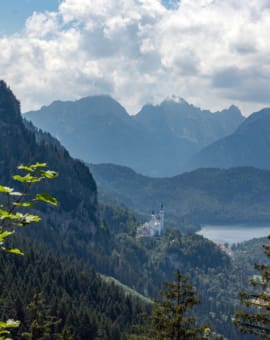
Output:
[
  {"xmin": 90, "ymin": 163, "xmax": 270, "ymax": 230},
  {"xmin": 0, "ymin": 81, "xmax": 268, "ymax": 339}
]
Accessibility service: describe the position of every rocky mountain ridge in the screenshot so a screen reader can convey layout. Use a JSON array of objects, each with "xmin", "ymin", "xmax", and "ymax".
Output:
[
  {"xmin": 25, "ymin": 95, "xmax": 244, "ymax": 177},
  {"xmin": 187, "ymin": 108, "xmax": 270, "ymax": 171}
]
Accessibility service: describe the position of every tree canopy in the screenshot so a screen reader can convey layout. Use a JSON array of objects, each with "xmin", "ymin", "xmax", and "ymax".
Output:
[
  {"xmin": 145, "ymin": 270, "xmax": 204, "ymax": 339},
  {"xmin": 234, "ymin": 236, "xmax": 270, "ymax": 338}
]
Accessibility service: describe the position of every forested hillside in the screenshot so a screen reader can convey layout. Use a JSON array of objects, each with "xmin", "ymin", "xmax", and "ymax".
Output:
[
  {"xmin": 90, "ymin": 163, "xmax": 270, "ymax": 228},
  {"xmin": 0, "ymin": 237, "xmax": 148, "ymax": 340}
]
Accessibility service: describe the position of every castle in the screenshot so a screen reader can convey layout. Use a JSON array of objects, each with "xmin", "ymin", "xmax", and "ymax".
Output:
[{"xmin": 136, "ymin": 204, "xmax": 164, "ymax": 237}]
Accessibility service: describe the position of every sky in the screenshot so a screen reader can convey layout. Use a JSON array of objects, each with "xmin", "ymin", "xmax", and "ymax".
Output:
[{"xmin": 0, "ymin": 0, "xmax": 269, "ymax": 115}]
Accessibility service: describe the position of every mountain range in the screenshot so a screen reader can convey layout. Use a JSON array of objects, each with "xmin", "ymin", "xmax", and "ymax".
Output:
[
  {"xmin": 25, "ymin": 96, "xmax": 244, "ymax": 177},
  {"xmin": 187, "ymin": 108, "xmax": 270, "ymax": 171}
]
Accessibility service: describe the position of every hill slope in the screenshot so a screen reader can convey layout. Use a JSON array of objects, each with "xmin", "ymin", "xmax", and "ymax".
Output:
[
  {"xmin": 25, "ymin": 96, "xmax": 244, "ymax": 177},
  {"xmin": 0, "ymin": 81, "xmax": 103, "ymax": 250},
  {"xmin": 0, "ymin": 237, "xmax": 148, "ymax": 339},
  {"xmin": 187, "ymin": 108, "xmax": 270, "ymax": 171},
  {"xmin": 90, "ymin": 163, "xmax": 270, "ymax": 226}
]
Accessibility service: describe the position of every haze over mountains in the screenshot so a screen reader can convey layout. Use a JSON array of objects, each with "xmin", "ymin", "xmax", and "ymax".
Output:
[
  {"xmin": 90, "ymin": 163, "xmax": 270, "ymax": 228},
  {"xmin": 25, "ymin": 95, "xmax": 244, "ymax": 177},
  {"xmin": 187, "ymin": 108, "xmax": 270, "ymax": 171},
  {"xmin": 22, "ymin": 87, "xmax": 270, "ymax": 228}
]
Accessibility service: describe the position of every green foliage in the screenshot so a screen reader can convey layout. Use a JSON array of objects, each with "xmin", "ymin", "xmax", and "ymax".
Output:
[
  {"xmin": 0, "ymin": 319, "xmax": 20, "ymax": 340},
  {"xmin": 0, "ymin": 237, "xmax": 149, "ymax": 340},
  {"xmin": 143, "ymin": 270, "xmax": 204, "ymax": 339},
  {"xmin": 0, "ymin": 163, "xmax": 58, "ymax": 339},
  {"xmin": 93, "ymin": 214, "xmax": 237, "ymax": 338},
  {"xmin": 22, "ymin": 292, "xmax": 62, "ymax": 339},
  {"xmin": 35, "ymin": 193, "xmax": 58, "ymax": 206},
  {"xmin": 0, "ymin": 162, "xmax": 58, "ymax": 255},
  {"xmin": 100, "ymin": 203, "xmax": 139, "ymax": 235},
  {"xmin": 234, "ymin": 236, "xmax": 270, "ymax": 338}
]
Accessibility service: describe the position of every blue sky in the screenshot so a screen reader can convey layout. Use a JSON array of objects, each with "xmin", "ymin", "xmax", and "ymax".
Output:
[
  {"xmin": 0, "ymin": 0, "xmax": 179, "ymax": 34},
  {"xmin": 0, "ymin": 0, "xmax": 59, "ymax": 34},
  {"xmin": 0, "ymin": 0, "xmax": 269, "ymax": 116},
  {"xmin": 162, "ymin": 0, "xmax": 180, "ymax": 9}
]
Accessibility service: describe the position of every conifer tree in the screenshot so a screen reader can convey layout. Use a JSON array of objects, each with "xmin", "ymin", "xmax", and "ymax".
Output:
[
  {"xmin": 146, "ymin": 270, "xmax": 203, "ymax": 339},
  {"xmin": 22, "ymin": 292, "xmax": 63, "ymax": 340},
  {"xmin": 234, "ymin": 236, "xmax": 270, "ymax": 338}
]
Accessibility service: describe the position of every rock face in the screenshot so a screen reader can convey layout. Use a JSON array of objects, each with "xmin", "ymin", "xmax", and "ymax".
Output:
[
  {"xmin": 135, "ymin": 99, "xmax": 243, "ymax": 147},
  {"xmin": 186, "ymin": 108, "xmax": 270, "ymax": 171},
  {"xmin": 0, "ymin": 80, "xmax": 22, "ymax": 124},
  {"xmin": 25, "ymin": 96, "xmax": 244, "ymax": 177},
  {"xmin": 0, "ymin": 80, "xmax": 104, "ymax": 262}
]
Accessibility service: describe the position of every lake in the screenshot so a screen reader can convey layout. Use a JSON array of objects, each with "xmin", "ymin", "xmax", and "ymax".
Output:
[{"xmin": 196, "ymin": 225, "xmax": 270, "ymax": 245}]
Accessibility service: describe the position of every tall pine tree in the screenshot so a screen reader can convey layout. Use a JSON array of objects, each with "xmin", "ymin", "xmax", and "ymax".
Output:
[
  {"xmin": 22, "ymin": 292, "xmax": 63, "ymax": 340},
  {"xmin": 145, "ymin": 270, "xmax": 203, "ymax": 339},
  {"xmin": 234, "ymin": 236, "xmax": 270, "ymax": 338}
]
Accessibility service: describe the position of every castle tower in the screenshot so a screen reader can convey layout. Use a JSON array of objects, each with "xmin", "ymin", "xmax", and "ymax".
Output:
[
  {"xmin": 151, "ymin": 210, "xmax": 156, "ymax": 223},
  {"xmin": 159, "ymin": 203, "xmax": 164, "ymax": 235}
]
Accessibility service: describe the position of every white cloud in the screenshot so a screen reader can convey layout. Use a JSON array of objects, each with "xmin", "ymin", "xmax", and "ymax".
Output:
[
  {"xmin": 0, "ymin": 0, "xmax": 270, "ymax": 115},
  {"xmin": 25, "ymin": 12, "xmax": 59, "ymax": 38}
]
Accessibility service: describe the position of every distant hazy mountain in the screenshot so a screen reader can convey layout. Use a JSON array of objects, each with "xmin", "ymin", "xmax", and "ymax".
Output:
[
  {"xmin": 90, "ymin": 163, "xmax": 270, "ymax": 226},
  {"xmin": 186, "ymin": 108, "xmax": 270, "ymax": 171},
  {"xmin": 135, "ymin": 98, "xmax": 243, "ymax": 147},
  {"xmin": 25, "ymin": 95, "xmax": 244, "ymax": 177}
]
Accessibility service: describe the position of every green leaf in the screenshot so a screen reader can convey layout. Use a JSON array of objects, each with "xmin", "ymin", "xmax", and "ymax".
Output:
[
  {"xmin": 23, "ymin": 214, "xmax": 41, "ymax": 223},
  {"xmin": 35, "ymin": 193, "xmax": 58, "ymax": 206},
  {"xmin": 0, "ymin": 211, "xmax": 24, "ymax": 221},
  {"xmin": 5, "ymin": 248, "xmax": 24, "ymax": 256},
  {"xmin": 14, "ymin": 223, "xmax": 24, "ymax": 227},
  {"xmin": 0, "ymin": 231, "xmax": 15, "ymax": 242},
  {"xmin": 0, "ymin": 209, "xmax": 9, "ymax": 218},
  {"xmin": 18, "ymin": 162, "xmax": 47, "ymax": 172},
  {"xmin": 17, "ymin": 164, "xmax": 34, "ymax": 172},
  {"xmin": 31, "ymin": 162, "xmax": 47, "ymax": 169},
  {"xmin": 0, "ymin": 211, "xmax": 41, "ymax": 223},
  {"xmin": 13, "ymin": 201, "xmax": 34, "ymax": 207},
  {"xmin": 39, "ymin": 170, "xmax": 59, "ymax": 179},
  {"xmin": 9, "ymin": 191, "xmax": 23, "ymax": 197},
  {"xmin": 13, "ymin": 174, "xmax": 41, "ymax": 183},
  {"xmin": 0, "ymin": 186, "xmax": 13, "ymax": 194},
  {"xmin": 0, "ymin": 319, "xmax": 20, "ymax": 328}
]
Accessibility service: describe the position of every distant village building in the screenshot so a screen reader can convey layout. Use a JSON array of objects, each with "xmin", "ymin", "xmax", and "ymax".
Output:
[{"xmin": 137, "ymin": 204, "xmax": 164, "ymax": 237}]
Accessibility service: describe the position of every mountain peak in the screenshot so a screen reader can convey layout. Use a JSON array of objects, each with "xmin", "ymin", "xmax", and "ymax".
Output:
[
  {"xmin": 77, "ymin": 95, "xmax": 129, "ymax": 116},
  {"xmin": 237, "ymin": 107, "xmax": 270, "ymax": 135},
  {"xmin": 163, "ymin": 95, "xmax": 187, "ymax": 105},
  {"xmin": 227, "ymin": 105, "xmax": 243, "ymax": 117},
  {"xmin": 229, "ymin": 104, "xmax": 240, "ymax": 111},
  {"xmin": 186, "ymin": 107, "xmax": 270, "ymax": 171},
  {"xmin": 0, "ymin": 80, "xmax": 21, "ymax": 124}
]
